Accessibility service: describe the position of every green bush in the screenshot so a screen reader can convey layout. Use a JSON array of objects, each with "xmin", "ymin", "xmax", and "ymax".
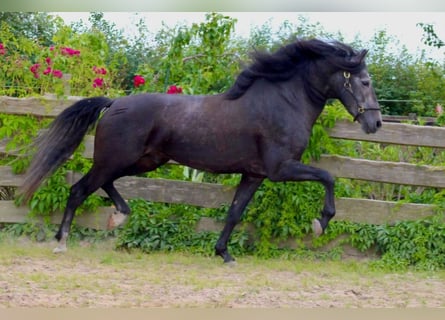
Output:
[{"xmin": 115, "ymin": 199, "xmax": 251, "ymax": 258}]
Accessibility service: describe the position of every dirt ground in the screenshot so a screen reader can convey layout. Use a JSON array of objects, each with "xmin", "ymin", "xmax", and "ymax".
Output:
[{"xmin": 0, "ymin": 239, "xmax": 444, "ymax": 308}]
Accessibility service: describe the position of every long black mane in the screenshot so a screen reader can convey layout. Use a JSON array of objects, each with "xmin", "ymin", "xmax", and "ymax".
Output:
[{"xmin": 225, "ymin": 38, "xmax": 367, "ymax": 100}]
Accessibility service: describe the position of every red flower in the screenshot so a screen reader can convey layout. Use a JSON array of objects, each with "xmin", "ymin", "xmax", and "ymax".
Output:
[
  {"xmin": 166, "ymin": 85, "xmax": 183, "ymax": 94},
  {"xmin": 52, "ymin": 69, "xmax": 63, "ymax": 78},
  {"xmin": 30, "ymin": 63, "xmax": 40, "ymax": 73},
  {"xmin": 93, "ymin": 66, "xmax": 107, "ymax": 75},
  {"xmin": 93, "ymin": 78, "xmax": 104, "ymax": 88},
  {"xmin": 45, "ymin": 57, "xmax": 52, "ymax": 66},
  {"xmin": 30, "ymin": 63, "xmax": 40, "ymax": 78},
  {"xmin": 61, "ymin": 46, "xmax": 80, "ymax": 56},
  {"xmin": 133, "ymin": 75, "xmax": 145, "ymax": 88},
  {"xmin": 0, "ymin": 43, "xmax": 5, "ymax": 55},
  {"xmin": 43, "ymin": 67, "xmax": 52, "ymax": 75}
]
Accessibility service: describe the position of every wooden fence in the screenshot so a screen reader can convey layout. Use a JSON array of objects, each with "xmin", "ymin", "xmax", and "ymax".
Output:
[{"xmin": 1, "ymin": 95, "xmax": 444, "ymax": 231}]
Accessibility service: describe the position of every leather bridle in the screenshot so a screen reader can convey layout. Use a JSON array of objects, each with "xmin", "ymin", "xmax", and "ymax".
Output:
[{"xmin": 343, "ymin": 71, "xmax": 380, "ymax": 122}]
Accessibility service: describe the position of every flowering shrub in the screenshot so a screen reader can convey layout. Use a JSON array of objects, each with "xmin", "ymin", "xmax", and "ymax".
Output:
[
  {"xmin": 31, "ymin": 56, "xmax": 64, "ymax": 80},
  {"xmin": 28, "ymin": 44, "xmax": 81, "ymax": 96},
  {"xmin": 0, "ymin": 24, "xmax": 122, "ymax": 97},
  {"xmin": 92, "ymin": 66, "xmax": 108, "ymax": 89}
]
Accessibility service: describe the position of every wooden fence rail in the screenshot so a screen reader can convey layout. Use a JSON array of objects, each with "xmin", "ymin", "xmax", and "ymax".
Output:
[{"xmin": 1, "ymin": 96, "xmax": 443, "ymax": 230}]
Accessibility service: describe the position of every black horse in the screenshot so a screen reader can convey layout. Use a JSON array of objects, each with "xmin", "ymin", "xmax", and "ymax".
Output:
[{"xmin": 21, "ymin": 39, "xmax": 382, "ymax": 263}]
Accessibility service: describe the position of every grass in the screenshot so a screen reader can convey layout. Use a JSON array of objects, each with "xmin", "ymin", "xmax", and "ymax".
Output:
[{"xmin": 1, "ymin": 234, "xmax": 445, "ymax": 307}]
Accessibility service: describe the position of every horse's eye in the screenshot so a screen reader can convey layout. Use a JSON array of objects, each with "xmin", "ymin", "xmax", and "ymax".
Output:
[{"xmin": 361, "ymin": 79, "xmax": 370, "ymax": 87}]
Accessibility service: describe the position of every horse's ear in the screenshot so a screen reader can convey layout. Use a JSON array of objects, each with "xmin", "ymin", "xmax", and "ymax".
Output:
[
  {"xmin": 350, "ymin": 49, "xmax": 368, "ymax": 64},
  {"xmin": 358, "ymin": 49, "xmax": 368, "ymax": 62}
]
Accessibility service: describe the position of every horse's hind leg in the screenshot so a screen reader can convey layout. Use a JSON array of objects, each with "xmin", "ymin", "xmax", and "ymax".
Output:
[
  {"xmin": 102, "ymin": 154, "xmax": 170, "ymax": 229},
  {"xmin": 54, "ymin": 166, "xmax": 111, "ymax": 253},
  {"xmin": 102, "ymin": 182, "xmax": 131, "ymax": 229}
]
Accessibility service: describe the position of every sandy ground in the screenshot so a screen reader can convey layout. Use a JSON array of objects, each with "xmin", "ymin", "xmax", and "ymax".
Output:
[{"xmin": 0, "ymin": 240, "xmax": 444, "ymax": 308}]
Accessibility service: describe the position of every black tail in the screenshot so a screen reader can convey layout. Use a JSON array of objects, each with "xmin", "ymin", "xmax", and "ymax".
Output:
[{"xmin": 20, "ymin": 96, "xmax": 114, "ymax": 202}]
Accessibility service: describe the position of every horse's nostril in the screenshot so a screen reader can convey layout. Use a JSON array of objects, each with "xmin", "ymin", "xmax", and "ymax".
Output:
[{"xmin": 376, "ymin": 120, "xmax": 382, "ymax": 128}]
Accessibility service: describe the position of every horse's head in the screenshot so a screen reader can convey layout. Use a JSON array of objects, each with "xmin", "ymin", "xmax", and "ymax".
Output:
[{"xmin": 330, "ymin": 50, "xmax": 382, "ymax": 134}]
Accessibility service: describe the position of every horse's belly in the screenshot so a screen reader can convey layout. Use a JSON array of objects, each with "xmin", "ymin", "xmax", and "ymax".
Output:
[{"xmin": 166, "ymin": 144, "xmax": 265, "ymax": 175}]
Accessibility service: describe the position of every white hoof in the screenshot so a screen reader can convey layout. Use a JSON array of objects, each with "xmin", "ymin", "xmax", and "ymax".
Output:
[
  {"xmin": 312, "ymin": 219, "xmax": 323, "ymax": 237},
  {"xmin": 53, "ymin": 245, "xmax": 67, "ymax": 254},
  {"xmin": 53, "ymin": 232, "xmax": 68, "ymax": 254},
  {"xmin": 107, "ymin": 210, "xmax": 128, "ymax": 229}
]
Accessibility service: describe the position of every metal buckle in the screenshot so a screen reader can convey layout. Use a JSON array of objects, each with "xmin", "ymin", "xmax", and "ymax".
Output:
[
  {"xmin": 343, "ymin": 72, "xmax": 352, "ymax": 90},
  {"xmin": 358, "ymin": 106, "xmax": 365, "ymax": 114}
]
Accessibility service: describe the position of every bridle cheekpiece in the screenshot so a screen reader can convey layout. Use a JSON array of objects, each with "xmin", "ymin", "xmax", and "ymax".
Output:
[{"xmin": 343, "ymin": 71, "xmax": 380, "ymax": 122}]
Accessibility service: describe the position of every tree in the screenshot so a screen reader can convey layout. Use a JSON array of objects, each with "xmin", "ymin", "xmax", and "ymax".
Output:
[
  {"xmin": 135, "ymin": 12, "xmax": 239, "ymax": 95},
  {"xmin": 0, "ymin": 12, "xmax": 62, "ymax": 46},
  {"xmin": 363, "ymin": 29, "xmax": 434, "ymax": 115},
  {"xmin": 418, "ymin": 23, "xmax": 445, "ymax": 49}
]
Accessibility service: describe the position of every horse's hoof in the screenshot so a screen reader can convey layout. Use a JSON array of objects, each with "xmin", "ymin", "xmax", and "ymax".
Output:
[
  {"xmin": 312, "ymin": 219, "xmax": 324, "ymax": 237},
  {"xmin": 53, "ymin": 246, "xmax": 67, "ymax": 254},
  {"xmin": 107, "ymin": 210, "xmax": 128, "ymax": 229},
  {"xmin": 215, "ymin": 248, "xmax": 236, "ymax": 265}
]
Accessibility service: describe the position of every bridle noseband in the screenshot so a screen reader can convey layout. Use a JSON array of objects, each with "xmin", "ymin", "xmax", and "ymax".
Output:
[{"xmin": 343, "ymin": 71, "xmax": 380, "ymax": 122}]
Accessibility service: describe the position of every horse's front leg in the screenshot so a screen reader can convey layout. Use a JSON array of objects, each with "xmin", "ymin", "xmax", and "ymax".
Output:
[
  {"xmin": 267, "ymin": 159, "xmax": 336, "ymax": 235},
  {"xmin": 215, "ymin": 174, "xmax": 264, "ymax": 263}
]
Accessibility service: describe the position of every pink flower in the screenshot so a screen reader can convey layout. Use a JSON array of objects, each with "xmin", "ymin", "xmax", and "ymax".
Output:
[
  {"xmin": 133, "ymin": 75, "xmax": 145, "ymax": 88},
  {"xmin": 43, "ymin": 67, "xmax": 52, "ymax": 75},
  {"xmin": 61, "ymin": 46, "xmax": 80, "ymax": 56},
  {"xmin": 30, "ymin": 63, "xmax": 40, "ymax": 73},
  {"xmin": 52, "ymin": 69, "xmax": 63, "ymax": 78},
  {"xmin": 93, "ymin": 66, "xmax": 107, "ymax": 75},
  {"xmin": 49, "ymin": 46, "xmax": 55, "ymax": 51},
  {"xmin": 436, "ymin": 104, "xmax": 443, "ymax": 115},
  {"xmin": 93, "ymin": 78, "xmax": 104, "ymax": 88},
  {"xmin": 0, "ymin": 43, "xmax": 5, "ymax": 55},
  {"xmin": 30, "ymin": 63, "xmax": 40, "ymax": 78},
  {"xmin": 45, "ymin": 57, "xmax": 52, "ymax": 65},
  {"xmin": 166, "ymin": 85, "xmax": 183, "ymax": 94}
]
